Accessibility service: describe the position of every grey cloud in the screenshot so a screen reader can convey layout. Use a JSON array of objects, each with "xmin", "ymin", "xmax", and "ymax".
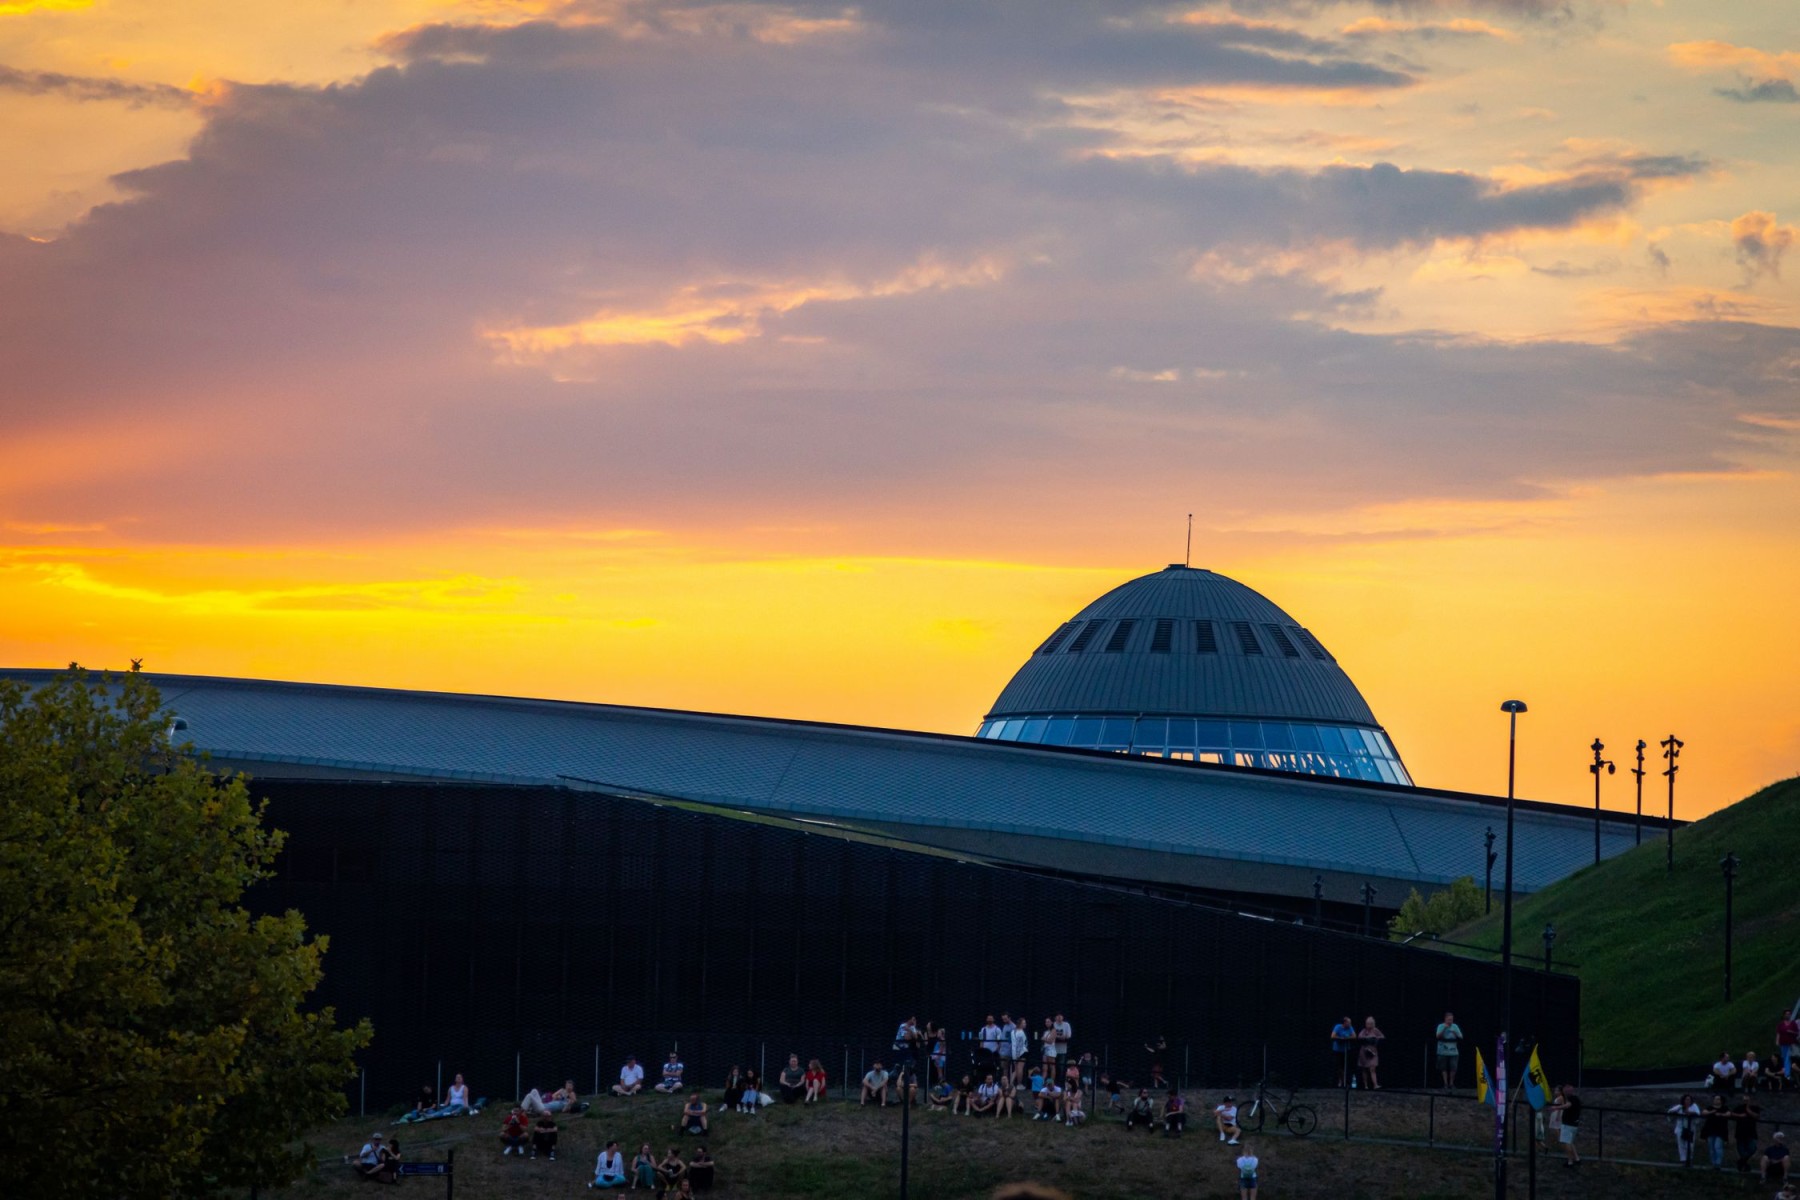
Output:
[
  {"xmin": 1715, "ymin": 78, "xmax": 1800, "ymax": 104},
  {"xmin": 0, "ymin": 64, "xmax": 194, "ymax": 108},
  {"xmin": 1531, "ymin": 258, "xmax": 1620, "ymax": 278}
]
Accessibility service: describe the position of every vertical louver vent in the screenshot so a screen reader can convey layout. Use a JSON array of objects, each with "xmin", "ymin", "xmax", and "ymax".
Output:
[
  {"xmin": 1194, "ymin": 620, "xmax": 1218, "ymax": 653},
  {"xmin": 1294, "ymin": 627, "xmax": 1333, "ymax": 661},
  {"xmin": 1037, "ymin": 622, "xmax": 1077, "ymax": 655},
  {"xmin": 1065, "ymin": 620, "xmax": 1106, "ymax": 653},
  {"xmin": 1150, "ymin": 618, "xmax": 1174, "ymax": 653},
  {"xmin": 1264, "ymin": 624, "xmax": 1300, "ymax": 657},
  {"xmin": 1104, "ymin": 619, "xmax": 1137, "ymax": 653},
  {"xmin": 1232, "ymin": 621, "xmax": 1263, "ymax": 655}
]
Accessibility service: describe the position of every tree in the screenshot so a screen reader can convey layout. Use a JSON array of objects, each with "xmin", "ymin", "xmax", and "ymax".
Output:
[
  {"xmin": 0, "ymin": 666, "xmax": 370, "ymax": 1198},
  {"xmin": 1388, "ymin": 876, "xmax": 1485, "ymax": 939}
]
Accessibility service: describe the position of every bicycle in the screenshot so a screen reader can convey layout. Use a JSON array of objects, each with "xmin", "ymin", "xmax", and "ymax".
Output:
[{"xmin": 1240, "ymin": 1078, "xmax": 1317, "ymax": 1137}]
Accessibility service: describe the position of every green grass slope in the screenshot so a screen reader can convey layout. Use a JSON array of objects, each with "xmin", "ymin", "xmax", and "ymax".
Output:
[{"xmin": 1450, "ymin": 775, "xmax": 1800, "ymax": 1069}]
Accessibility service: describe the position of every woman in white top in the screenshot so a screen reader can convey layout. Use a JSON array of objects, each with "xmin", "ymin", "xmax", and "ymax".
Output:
[
  {"xmin": 1742, "ymin": 1052, "xmax": 1763, "ymax": 1092},
  {"xmin": 1667, "ymin": 1093, "xmax": 1701, "ymax": 1165},
  {"xmin": 446, "ymin": 1074, "xmax": 471, "ymax": 1112}
]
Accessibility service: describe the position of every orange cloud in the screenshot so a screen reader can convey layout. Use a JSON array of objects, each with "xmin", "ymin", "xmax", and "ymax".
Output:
[
  {"xmin": 1341, "ymin": 16, "xmax": 1518, "ymax": 42},
  {"xmin": 1667, "ymin": 40, "xmax": 1800, "ymax": 78},
  {"xmin": 0, "ymin": 0, "xmax": 92, "ymax": 13}
]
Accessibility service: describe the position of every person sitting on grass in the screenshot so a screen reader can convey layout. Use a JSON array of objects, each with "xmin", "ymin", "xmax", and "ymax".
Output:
[
  {"xmin": 687, "ymin": 1145, "xmax": 715, "ymax": 1191},
  {"xmin": 499, "ymin": 1107, "xmax": 529, "ymax": 1156},
  {"xmin": 720, "ymin": 1067, "xmax": 744, "ymax": 1113},
  {"xmin": 532, "ymin": 1111, "xmax": 558, "ymax": 1160},
  {"xmin": 996, "ymin": 1077, "xmax": 1020, "ymax": 1119},
  {"xmin": 614, "ymin": 1056, "xmax": 646, "ymax": 1097},
  {"xmin": 656, "ymin": 1146, "xmax": 687, "ymax": 1196},
  {"xmin": 1215, "ymin": 1095, "xmax": 1241, "ymax": 1145},
  {"xmin": 1763, "ymin": 1131, "xmax": 1790, "ymax": 1184},
  {"xmin": 1035, "ymin": 1077, "xmax": 1063, "ymax": 1121},
  {"xmin": 523, "ymin": 1080, "xmax": 584, "ymax": 1117},
  {"xmin": 778, "ymin": 1054, "xmax": 806, "ymax": 1104},
  {"xmin": 1125, "ymin": 1088, "xmax": 1155, "ymax": 1131},
  {"xmin": 630, "ymin": 1143, "xmax": 657, "ymax": 1191},
  {"xmin": 655, "ymin": 1053, "xmax": 686, "ymax": 1095},
  {"xmin": 803, "ymin": 1058, "xmax": 828, "ymax": 1103},
  {"xmin": 590, "ymin": 1141, "xmax": 627, "ymax": 1190},
  {"xmin": 1063, "ymin": 1086, "xmax": 1086, "ymax": 1127},
  {"xmin": 1162, "ymin": 1089, "xmax": 1186, "ymax": 1137},
  {"xmin": 927, "ymin": 1079, "xmax": 954, "ymax": 1110},
  {"xmin": 446, "ymin": 1073, "xmax": 473, "ymax": 1114},
  {"xmin": 739, "ymin": 1069, "xmax": 767, "ymax": 1112},
  {"xmin": 678, "ymin": 1092, "xmax": 708, "ymax": 1135},
  {"xmin": 1711, "ymin": 1052, "xmax": 1737, "ymax": 1094},
  {"xmin": 861, "ymin": 1061, "xmax": 890, "ymax": 1106},
  {"xmin": 972, "ymin": 1073, "xmax": 999, "ymax": 1116},
  {"xmin": 354, "ymin": 1132, "xmax": 397, "ymax": 1184}
]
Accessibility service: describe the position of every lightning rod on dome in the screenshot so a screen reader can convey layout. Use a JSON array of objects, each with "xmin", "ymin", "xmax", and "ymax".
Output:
[{"xmin": 1185, "ymin": 513, "xmax": 1192, "ymax": 567}]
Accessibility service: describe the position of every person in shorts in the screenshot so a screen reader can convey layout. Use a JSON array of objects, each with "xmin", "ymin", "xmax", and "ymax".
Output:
[
  {"xmin": 1214, "ymin": 1095, "xmax": 1241, "ymax": 1145},
  {"xmin": 1433, "ymin": 1011, "xmax": 1463, "ymax": 1090},
  {"xmin": 1555, "ymin": 1084, "xmax": 1582, "ymax": 1166},
  {"xmin": 1763, "ymin": 1130, "xmax": 1791, "ymax": 1184},
  {"xmin": 1236, "ymin": 1149, "xmax": 1260, "ymax": 1200}
]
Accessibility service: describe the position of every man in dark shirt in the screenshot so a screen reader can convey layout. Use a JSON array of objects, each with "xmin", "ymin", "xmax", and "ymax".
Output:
[
  {"xmin": 1763, "ymin": 1131, "xmax": 1791, "ymax": 1184},
  {"xmin": 1733, "ymin": 1098, "xmax": 1763, "ymax": 1172},
  {"xmin": 1557, "ymin": 1085, "xmax": 1583, "ymax": 1167}
]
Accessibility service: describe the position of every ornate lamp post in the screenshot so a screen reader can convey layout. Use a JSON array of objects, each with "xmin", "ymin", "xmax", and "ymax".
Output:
[
  {"xmin": 1662, "ymin": 735, "xmax": 1684, "ymax": 873},
  {"xmin": 1589, "ymin": 738, "xmax": 1615, "ymax": 866},
  {"xmin": 1496, "ymin": 699, "xmax": 1528, "ymax": 1200},
  {"xmin": 1630, "ymin": 740, "xmax": 1647, "ymax": 846}
]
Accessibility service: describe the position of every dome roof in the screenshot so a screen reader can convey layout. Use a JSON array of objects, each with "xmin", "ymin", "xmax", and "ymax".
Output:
[{"xmin": 979, "ymin": 565, "xmax": 1409, "ymax": 784}]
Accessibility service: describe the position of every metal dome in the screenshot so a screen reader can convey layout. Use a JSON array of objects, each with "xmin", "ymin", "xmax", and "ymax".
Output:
[{"xmin": 977, "ymin": 564, "xmax": 1411, "ymax": 785}]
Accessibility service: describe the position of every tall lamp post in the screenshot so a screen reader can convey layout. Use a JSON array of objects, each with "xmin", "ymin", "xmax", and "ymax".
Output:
[
  {"xmin": 1589, "ymin": 738, "xmax": 1615, "ymax": 866},
  {"xmin": 1630, "ymin": 740, "xmax": 1647, "ymax": 846},
  {"xmin": 1484, "ymin": 826, "xmax": 1497, "ymax": 915},
  {"xmin": 1662, "ymin": 735, "xmax": 1684, "ymax": 874},
  {"xmin": 1542, "ymin": 924, "xmax": 1556, "ymax": 973},
  {"xmin": 1360, "ymin": 883, "xmax": 1377, "ymax": 939},
  {"xmin": 1313, "ymin": 874, "xmax": 1324, "ymax": 929},
  {"xmin": 1722, "ymin": 852, "xmax": 1739, "ymax": 1002},
  {"xmin": 1497, "ymin": 699, "xmax": 1528, "ymax": 1200}
]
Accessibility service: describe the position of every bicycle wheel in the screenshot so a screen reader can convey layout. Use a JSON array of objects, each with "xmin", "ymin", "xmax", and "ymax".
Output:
[
  {"xmin": 1284, "ymin": 1104, "xmax": 1317, "ymax": 1138},
  {"xmin": 1241, "ymin": 1099, "xmax": 1266, "ymax": 1134}
]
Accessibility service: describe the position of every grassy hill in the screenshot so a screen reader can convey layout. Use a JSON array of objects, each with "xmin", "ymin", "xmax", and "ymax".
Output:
[{"xmin": 1448, "ymin": 775, "xmax": 1800, "ymax": 1069}]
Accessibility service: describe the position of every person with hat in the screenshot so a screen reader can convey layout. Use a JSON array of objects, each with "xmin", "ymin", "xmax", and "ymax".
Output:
[
  {"xmin": 1214, "ymin": 1095, "xmax": 1241, "ymax": 1145},
  {"xmin": 354, "ymin": 1132, "xmax": 397, "ymax": 1183}
]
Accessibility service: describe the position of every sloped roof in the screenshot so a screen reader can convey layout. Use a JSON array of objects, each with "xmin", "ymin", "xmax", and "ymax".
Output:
[
  {"xmin": 987, "ymin": 564, "xmax": 1382, "ymax": 727},
  {"xmin": 0, "ymin": 669, "xmax": 1653, "ymax": 896}
]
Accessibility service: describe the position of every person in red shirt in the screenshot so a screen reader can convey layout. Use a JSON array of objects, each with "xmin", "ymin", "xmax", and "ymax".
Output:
[
  {"xmin": 499, "ymin": 1107, "xmax": 529, "ymax": 1156},
  {"xmin": 1777, "ymin": 1010, "xmax": 1799, "ymax": 1082}
]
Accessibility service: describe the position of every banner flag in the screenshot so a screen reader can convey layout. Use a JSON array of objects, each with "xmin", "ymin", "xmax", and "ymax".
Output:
[
  {"xmin": 1523, "ymin": 1045, "xmax": 1550, "ymax": 1111},
  {"xmin": 1475, "ymin": 1047, "xmax": 1492, "ymax": 1107}
]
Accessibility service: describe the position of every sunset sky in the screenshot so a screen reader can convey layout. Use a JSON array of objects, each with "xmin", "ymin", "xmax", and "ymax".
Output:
[{"xmin": 3, "ymin": 0, "xmax": 1797, "ymax": 815}]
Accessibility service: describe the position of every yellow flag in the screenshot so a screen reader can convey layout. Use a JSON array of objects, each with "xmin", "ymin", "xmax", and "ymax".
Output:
[
  {"xmin": 1523, "ymin": 1045, "xmax": 1550, "ymax": 1110},
  {"xmin": 1475, "ymin": 1047, "xmax": 1492, "ymax": 1106}
]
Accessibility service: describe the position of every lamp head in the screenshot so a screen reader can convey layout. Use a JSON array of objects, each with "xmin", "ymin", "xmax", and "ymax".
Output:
[{"xmin": 1501, "ymin": 700, "xmax": 1528, "ymax": 714}]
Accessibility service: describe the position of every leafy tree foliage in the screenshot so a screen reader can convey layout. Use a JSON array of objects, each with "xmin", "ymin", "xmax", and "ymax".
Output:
[
  {"xmin": 0, "ymin": 667, "xmax": 370, "ymax": 1197},
  {"xmin": 1388, "ymin": 875, "xmax": 1486, "ymax": 939}
]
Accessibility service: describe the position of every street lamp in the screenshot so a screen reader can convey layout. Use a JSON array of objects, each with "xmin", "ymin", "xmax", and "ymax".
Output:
[
  {"xmin": 1360, "ymin": 882, "xmax": 1377, "ymax": 939},
  {"xmin": 1497, "ymin": 699, "xmax": 1527, "ymax": 1200},
  {"xmin": 1313, "ymin": 874, "xmax": 1324, "ymax": 929},
  {"xmin": 1542, "ymin": 923, "xmax": 1556, "ymax": 973},
  {"xmin": 1589, "ymin": 738, "xmax": 1615, "ymax": 866},
  {"xmin": 1662, "ymin": 735, "xmax": 1684, "ymax": 874},
  {"xmin": 1630, "ymin": 740, "xmax": 1647, "ymax": 846},
  {"xmin": 1484, "ymin": 826, "xmax": 1497, "ymax": 915},
  {"xmin": 1721, "ymin": 852, "xmax": 1739, "ymax": 1002}
]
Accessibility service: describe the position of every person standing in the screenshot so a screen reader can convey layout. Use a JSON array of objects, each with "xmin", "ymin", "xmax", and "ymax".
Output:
[
  {"xmin": 1700, "ymin": 1094, "xmax": 1730, "ymax": 1169},
  {"xmin": 1235, "ymin": 1148, "xmax": 1260, "ymax": 1200},
  {"xmin": 1052, "ymin": 1012, "xmax": 1073, "ymax": 1075},
  {"xmin": 1556, "ymin": 1083, "xmax": 1583, "ymax": 1167},
  {"xmin": 1008, "ymin": 1019, "xmax": 1030, "ymax": 1086},
  {"xmin": 1433, "ymin": 1012, "xmax": 1463, "ymax": 1090},
  {"xmin": 1356, "ymin": 1017, "xmax": 1385, "ymax": 1091},
  {"xmin": 1330, "ymin": 1016, "xmax": 1355, "ymax": 1086},
  {"xmin": 1668, "ymin": 1092, "xmax": 1701, "ymax": 1166},
  {"xmin": 1733, "ymin": 1096, "xmax": 1763, "ymax": 1173}
]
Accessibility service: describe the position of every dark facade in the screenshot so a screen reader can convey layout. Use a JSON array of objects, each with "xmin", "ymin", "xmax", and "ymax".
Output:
[{"xmin": 256, "ymin": 780, "xmax": 1578, "ymax": 1107}]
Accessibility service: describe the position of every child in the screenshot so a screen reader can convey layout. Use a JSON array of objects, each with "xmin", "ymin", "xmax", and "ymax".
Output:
[{"xmin": 1236, "ymin": 1149, "xmax": 1260, "ymax": 1199}]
